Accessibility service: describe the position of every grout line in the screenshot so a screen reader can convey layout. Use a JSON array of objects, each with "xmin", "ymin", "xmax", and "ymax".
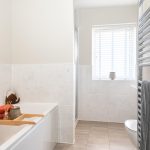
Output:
[{"xmin": 55, "ymin": 121, "xmax": 133, "ymax": 150}]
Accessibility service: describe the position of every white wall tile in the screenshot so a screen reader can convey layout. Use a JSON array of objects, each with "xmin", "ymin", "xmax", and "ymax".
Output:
[
  {"xmin": 0, "ymin": 65, "xmax": 11, "ymax": 104},
  {"xmin": 11, "ymin": 64, "xmax": 75, "ymax": 144},
  {"xmin": 59, "ymin": 105, "xmax": 74, "ymax": 144},
  {"xmin": 78, "ymin": 93, "xmax": 109, "ymax": 122},
  {"xmin": 12, "ymin": 64, "xmax": 74, "ymax": 105},
  {"xmin": 78, "ymin": 65, "xmax": 137, "ymax": 123}
]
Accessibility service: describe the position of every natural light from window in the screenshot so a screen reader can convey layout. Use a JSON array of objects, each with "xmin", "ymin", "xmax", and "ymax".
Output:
[{"xmin": 92, "ymin": 24, "xmax": 136, "ymax": 80}]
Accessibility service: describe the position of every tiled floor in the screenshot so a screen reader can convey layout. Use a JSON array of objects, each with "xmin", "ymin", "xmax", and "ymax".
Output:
[{"xmin": 54, "ymin": 121, "xmax": 137, "ymax": 150}]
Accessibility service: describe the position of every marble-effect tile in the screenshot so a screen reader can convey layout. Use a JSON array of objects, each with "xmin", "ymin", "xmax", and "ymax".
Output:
[
  {"xmin": 0, "ymin": 64, "xmax": 11, "ymax": 103},
  {"xmin": 11, "ymin": 64, "xmax": 75, "ymax": 143},
  {"xmin": 78, "ymin": 65, "xmax": 137, "ymax": 123}
]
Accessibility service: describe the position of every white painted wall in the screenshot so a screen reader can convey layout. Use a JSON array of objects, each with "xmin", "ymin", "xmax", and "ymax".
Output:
[
  {"xmin": 0, "ymin": 0, "xmax": 11, "ymax": 64},
  {"xmin": 79, "ymin": 6, "xmax": 138, "ymax": 65},
  {"xmin": 0, "ymin": 0, "xmax": 11, "ymax": 103},
  {"xmin": 78, "ymin": 6, "xmax": 138, "ymax": 123},
  {"xmin": 12, "ymin": 0, "xmax": 74, "ymax": 64}
]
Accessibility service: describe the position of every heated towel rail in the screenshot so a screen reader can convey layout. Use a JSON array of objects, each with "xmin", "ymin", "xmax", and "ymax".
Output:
[
  {"xmin": 138, "ymin": 3, "xmax": 150, "ymax": 150},
  {"xmin": 139, "ymin": 0, "xmax": 144, "ymax": 6}
]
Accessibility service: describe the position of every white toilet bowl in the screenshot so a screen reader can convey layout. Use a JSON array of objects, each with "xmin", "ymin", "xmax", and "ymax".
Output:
[{"xmin": 125, "ymin": 119, "xmax": 137, "ymax": 147}]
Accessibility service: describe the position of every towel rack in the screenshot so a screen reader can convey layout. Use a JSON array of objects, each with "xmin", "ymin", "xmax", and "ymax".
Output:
[
  {"xmin": 139, "ymin": 0, "xmax": 144, "ymax": 6},
  {"xmin": 138, "ymin": 2, "xmax": 150, "ymax": 149}
]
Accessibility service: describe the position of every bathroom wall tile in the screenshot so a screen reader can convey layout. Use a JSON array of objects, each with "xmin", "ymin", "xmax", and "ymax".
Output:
[
  {"xmin": 78, "ymin": 65, "xmax": 137, "ymax": 123},
  {"xmin": 0, "ymin": 64, "xmax": 11, "ymax": 103},
  {"xmin": 108, "ymin": 93, "xmax": 137, "ymax": 123},
  {"xmin": 12, "ymin": 64, "xmax": 74, "ymax": 106},
  {"xmin": 11, "ymin": 64, "xmax": 75, "ymax": 144},
  {"xmin": 78, "ymin": 92, "xmax": 109, "ymax": 122},
  {"xmin": 59, "ymin": 105, "xmax": 75, "ymax": 144}
]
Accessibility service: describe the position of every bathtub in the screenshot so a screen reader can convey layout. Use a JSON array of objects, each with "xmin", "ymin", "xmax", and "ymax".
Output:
[{"xmin": 0, "ymin": 103, "xmax": 58, "ymax": 150}]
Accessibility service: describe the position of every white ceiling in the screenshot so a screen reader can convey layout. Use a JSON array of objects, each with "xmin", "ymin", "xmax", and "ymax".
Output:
[{"xmin": 76, "ymin": 0, "xmax": 138, "ymax": 8}]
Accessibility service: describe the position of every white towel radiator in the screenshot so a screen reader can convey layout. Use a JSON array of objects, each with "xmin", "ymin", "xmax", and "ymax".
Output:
[{"xmin": 138, "ymin": 0, "xmax": 150, "ymax": 149}]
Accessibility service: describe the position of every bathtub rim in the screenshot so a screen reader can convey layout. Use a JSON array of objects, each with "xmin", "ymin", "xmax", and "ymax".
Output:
[{"xmin": 0, "ymin": 102, "xmax": 58, "ymax": 150}]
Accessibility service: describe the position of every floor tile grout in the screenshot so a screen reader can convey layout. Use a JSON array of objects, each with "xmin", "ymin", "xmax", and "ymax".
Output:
[{"xmin": 55, "ymin": 121, "xmax": 136, "ymax": 150}]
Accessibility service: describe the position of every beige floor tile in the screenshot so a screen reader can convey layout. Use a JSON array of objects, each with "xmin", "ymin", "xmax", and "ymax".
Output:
[
  {"xmin": 89, "ymin": 133, "xmax": 108, "ymax": 139},
  {"xmin": 76, "ymin": 122, "xmax": 91, "ymax": 134},
  {"xmin": 92, "ymin": 122, "xmax": 108, "ymax": 128},
  {"xmin": 77, "ymin": 121, "xmax": 93, "ymax": 129},
  {"xmin": 78, "ymin": 120, "xmax": 94, "ymax": 125},
  {"xmin": 88, "ymin": 134, "xmax": 109, "ymax": 145},
  {"xmin": 108, "ymin": 122, "xmax": 125, "ymax": 130},
  {"xmin": 108, "ymin": 127, "xmax": 127, "ymax": 133},
  {"xmin": 87, "ymin": 144, "xmax": 109, "ymax": 150},
  {"xmin": 69, "ymin": 145, "xmax": 86, "ymax": 150},
  {"xmin": 109, "ymin": 130, "xmax": 129, "ymax": 141},
  {"xmin": 54, "ymin": 144, "xmax": 86, "ymax": 150},
  {"xmin": 86, "ymin": 121, "xmax": 108, "ymax": 128},
  {"xmin": 75, "ymin": 132, "xmax": 89, "ymax": 139},
  {"xmin": 76, "ymin": 126, "xmax": 91, "ymax": 131},
  {"xmin": 78, "ymin": 121, "xmax": 108, "ymax": 129},
  {"xmin": 54, "ymin": 144, "xmax": 72, "ymax": 150},
  {"xmin": 109, "ymin": 134, "xmax": 134, "ymax": 146},
  {"xmin": 89, "ymin": 132, "xmax": 108, "ymax": 140},
  {"xmin": 109, "ymin": 138, "xmax": 135, "ymax": 150},
  {"xmin": 90, "ymin": 126, "xmax": 108, "ymax": 130},
  {"xmin": 74, "ymin": 136, "xmax": 88, "ymax": 146},
  {"xmin": 89, "ymin": 127, "xmax": 108, "ymax": 139},
  {"xmin": 109, "ymin": 143, "xmax": 135, "ymax": 150},
  {"xmin": 54, "ymin": 121, "xmax": 135, "ymax": 150},
  {"xmin": 76, "ymin": 128, "xmax": 90, "ymax": 135},
  {"xmin": 90, "ymin": 126, "xmax": 108, "ymax": 132}
]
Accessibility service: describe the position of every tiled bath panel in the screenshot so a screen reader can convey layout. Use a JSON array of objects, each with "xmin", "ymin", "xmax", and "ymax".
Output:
[
  {"xmin": 0, "ymin": 64, "xmax": 11, "ymax": 103},
  {"xmin": 54, "ymin": 121, "xmax": 137, "ymax": 150},
  {"xmin": 11, "ymin": 64, "xmax": 75, "ymax": 144}
]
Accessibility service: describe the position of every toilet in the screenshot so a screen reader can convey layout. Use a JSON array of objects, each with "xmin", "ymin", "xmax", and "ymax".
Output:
[{"xmin": 125, "ymin": 120, "xmax": 137, "ymax": 147}]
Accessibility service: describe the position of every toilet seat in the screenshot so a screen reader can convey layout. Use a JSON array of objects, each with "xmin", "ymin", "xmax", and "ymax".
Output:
[{"xmin": 125, "ymin": 120, "xmax": 137, "ymax": 132}]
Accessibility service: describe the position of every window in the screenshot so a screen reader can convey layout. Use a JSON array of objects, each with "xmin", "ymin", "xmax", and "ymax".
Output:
[{"xmin": 92, "ymin": 24, "xmax": 136, "ymax": 80}]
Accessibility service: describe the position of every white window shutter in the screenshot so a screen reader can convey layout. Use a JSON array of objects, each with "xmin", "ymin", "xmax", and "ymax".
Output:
[{"xmin": 92, "ymin": 24, "xmax": 136, "ymax": 80}]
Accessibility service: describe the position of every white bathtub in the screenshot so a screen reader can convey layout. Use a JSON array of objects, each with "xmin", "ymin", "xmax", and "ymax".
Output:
[{"xmin": 0, "ymin": 103, "xmax": 58, "ymax": 150}]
